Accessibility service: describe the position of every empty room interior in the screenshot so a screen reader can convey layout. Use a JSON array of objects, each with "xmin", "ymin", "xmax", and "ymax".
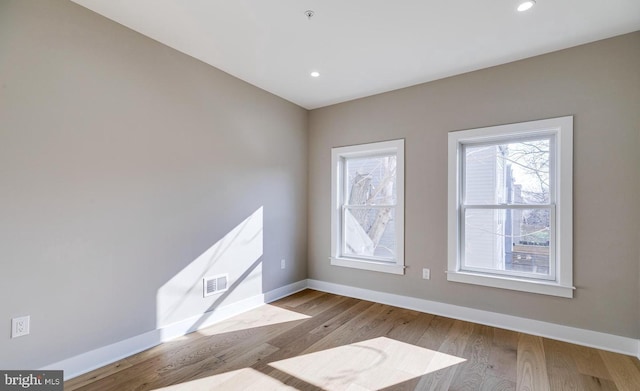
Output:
[{"xmin": 1, "ymin": 0, "xmax": 640, "ymax": 390}]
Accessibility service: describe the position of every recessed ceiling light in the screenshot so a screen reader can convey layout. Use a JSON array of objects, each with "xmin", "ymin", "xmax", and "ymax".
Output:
[
  {"xmin": 517, "ymin": 0, "xmax": 536, "ymax": 12},
  {"xmin": 310, "ymin": 71, "xmax": 320, "ymax": 78}
]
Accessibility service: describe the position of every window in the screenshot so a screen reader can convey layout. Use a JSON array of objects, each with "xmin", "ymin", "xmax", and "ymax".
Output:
[
  {"xmin": 331, "ymin": 139, "xmax": 405, "ymax": 274},
  {"xmin": 447, "ymin": 117, "xmax": 573, "ymax": 297}
]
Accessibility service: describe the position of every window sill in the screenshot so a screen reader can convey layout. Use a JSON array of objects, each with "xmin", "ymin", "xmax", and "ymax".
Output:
[
  {"xmin": 446, "ymin": 270, "xmax": 574, "ymax": 298},
  {"xmin": 330, "ymin": 257, "xmax": 405, "ymax": 275}
]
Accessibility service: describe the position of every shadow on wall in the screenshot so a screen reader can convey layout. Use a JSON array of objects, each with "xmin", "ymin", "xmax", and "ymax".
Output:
[{"xmin": 156, "ymin": 206, "xmax": 264, "ymax": 336}]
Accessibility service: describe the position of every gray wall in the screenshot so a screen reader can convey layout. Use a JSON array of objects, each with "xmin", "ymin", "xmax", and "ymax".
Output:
[
  {"xmin": 308, "ymin": 32, "xmax": 640, "ymax": 339},
  {"xmin": 0, "ymin": 0, "xmax": 307, "ymax": 369}
]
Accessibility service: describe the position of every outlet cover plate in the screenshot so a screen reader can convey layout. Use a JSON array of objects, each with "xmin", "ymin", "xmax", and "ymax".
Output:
[
  {"xmin": 12, "ymin": 316, "xmax": 30, "ymax": 338},
  {"xmin": 422, "ymin": 268, "xmax": 430, "ymax": 280}
]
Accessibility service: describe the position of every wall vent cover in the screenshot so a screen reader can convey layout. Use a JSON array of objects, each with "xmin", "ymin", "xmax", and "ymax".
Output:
[{"xmin": 203, "ymin": 274, "xmax": 229, "ymax": 297}]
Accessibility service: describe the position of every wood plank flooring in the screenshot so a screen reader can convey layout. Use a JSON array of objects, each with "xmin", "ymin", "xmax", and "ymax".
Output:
[{"xmin": 66, "ymin": 289, "xmax": 640, "ymax": 391}]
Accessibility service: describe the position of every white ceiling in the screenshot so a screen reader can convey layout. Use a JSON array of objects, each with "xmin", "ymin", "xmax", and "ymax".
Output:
[{"xmin": 71, "ymin": 0, "xmax": 640, "ymax": 109}]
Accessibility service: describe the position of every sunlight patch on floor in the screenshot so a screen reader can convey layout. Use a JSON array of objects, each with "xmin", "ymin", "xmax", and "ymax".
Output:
[
  {"xmin": 194, "ymin": 304, "xmax": 311, "ymax": 337},
  {"xmin": 154, "ymin": 368, "xmax": 295, "ymax": 390},
  {"xmin": 269, "ymin": 336, "xmax": 466, "ymax": 390}
]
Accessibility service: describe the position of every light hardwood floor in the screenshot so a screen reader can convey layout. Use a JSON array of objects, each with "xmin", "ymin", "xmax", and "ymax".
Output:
[{"xmin": 66, "ymin": 289, "xmax": 640, "ymax": 390}]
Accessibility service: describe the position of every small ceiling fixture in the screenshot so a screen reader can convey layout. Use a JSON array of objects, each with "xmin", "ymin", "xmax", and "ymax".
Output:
[
  {"xmin": 310, "ymin": 71, "xmax": 320, "ymax": 78},
  {"xmin": 517, "ymin": 0, "xmax": 536, "ymax": 12}
]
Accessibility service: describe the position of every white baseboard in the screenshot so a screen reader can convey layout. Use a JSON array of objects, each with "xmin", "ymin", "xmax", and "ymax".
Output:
[
  {"xmin": 307, "ymin": 279, "xmax": 640, "ymax": 358},
  {"xmin": 42, "ymin": 280, "xmax": 307, "ymax": 380},
  {"xmin": 264, "ymin": 280, "xmax": 308, "ymax": 303}
]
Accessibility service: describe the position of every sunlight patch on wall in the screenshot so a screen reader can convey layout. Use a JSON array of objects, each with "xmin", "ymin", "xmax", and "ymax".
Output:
[
  {"xmin": 269, "ymin": 337, "xmax": 466, "ymax": 390},
  {"xmin": 156, "ymin": 207, "xmax": 263, "ymax": 328}
]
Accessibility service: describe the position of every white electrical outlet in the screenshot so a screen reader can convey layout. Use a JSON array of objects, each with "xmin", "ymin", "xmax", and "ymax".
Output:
[
  {"xmin": 422, "ymin": 268, "xmax": 430, "ymax": 280},
  {"xmin": 12, "ymin": 316, "xmax": 30, "ymax": 338},
  {"xmin": 281, "ymin": 259, "xmax": 286, "ymax": 269}
]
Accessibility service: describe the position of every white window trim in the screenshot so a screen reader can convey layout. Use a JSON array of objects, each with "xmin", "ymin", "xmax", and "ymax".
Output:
[
  {"xmin": 447, "ymin": 116, "xmax": 574, "ymax": 298},
  {"xmin": 331, "ymin": 139, "xmax": 405, "ymax": 275}
]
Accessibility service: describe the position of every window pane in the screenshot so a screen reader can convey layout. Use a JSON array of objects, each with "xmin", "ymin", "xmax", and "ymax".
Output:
[
  {"xmin": 464, "ymin": 139, "xmax": 550, "ymax": 205},
  {"xmin": 344, "ymin": 207, "xmax": 396, "ymax": 260},
  {"xmin": 346, "ymin": 155, "xmax": 396, "ymax": 205},
  {"xmin": 463, "ymin": 208, "xmax": 550, "ymax": 276}
]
